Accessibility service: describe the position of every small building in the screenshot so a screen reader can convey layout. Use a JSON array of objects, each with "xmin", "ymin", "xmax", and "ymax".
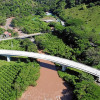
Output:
[
  {"xmin": 43, "ymin": 19, "xmax": 55, "ymax": 23},
  {"xmin": 45, "ymin": 12, "xmax": 52, "ymax": 16},
  {"xmin": 50, "ymin": 27, "xmax": 54, "ymax": 31},
  {"xmin": 4, "ymin": 31, "xmax": 11, "ymax": 38}
]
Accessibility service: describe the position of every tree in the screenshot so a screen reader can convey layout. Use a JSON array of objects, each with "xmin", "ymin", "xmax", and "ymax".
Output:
[{"xmin": 85, "ymin": 47, "xmax": 100, "ymax": 65}]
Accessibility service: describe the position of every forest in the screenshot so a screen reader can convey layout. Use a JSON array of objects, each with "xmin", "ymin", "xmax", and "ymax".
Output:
[{"xmin": 0, "ymin": 0, "xmax": 100, "ymax": 100}]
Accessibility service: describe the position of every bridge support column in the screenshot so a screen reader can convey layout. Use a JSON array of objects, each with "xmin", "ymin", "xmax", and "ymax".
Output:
[
  {"xmin": 62, "ymin": 65, "xmax": 66, "ymax": 71},
  {"xmin": 7, "ymin": 56, "xmax": 11, "ymax": 62},
  {"xmin": 98, "ymin": 76, "xmax": 100, "ymax": 82}
]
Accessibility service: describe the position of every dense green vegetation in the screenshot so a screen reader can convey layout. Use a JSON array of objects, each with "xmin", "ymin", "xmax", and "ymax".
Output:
[
  {"xmin": 0, "ymin": 28, "xmax": 5, "ymax": 35},
  {"xmin": 0, "ymin": 38, "xmax": 37, "ymax": 52},
  {"xmin": 58, "ymin": 67, "xmax": 100, "ymax": 100},
  {"xmin": 35, "ymin": 33, "xmax": 76, "ymax": 60},
  {"xmin": 0, "ymin": 0, "xmax": 33, "ymax": 25},
  {"xmin": 0, "ymin": 16, "xmax": 6, "ymax": 25},
  {"xmin": 0, "ymin": 60, "xmax": 40, "ymax": 100},
  {"xmin": 0, "ymin": 0, "xmax": 100, "ymax": 100},
  {"xmin": 49, "ymin": 4, "xmax": 100, "ymax": 66},
  {"xmin": 0, "ymin": 0, "xmax": 37, "ymax": 17},
  {"xmin": 11, "ymin": 15, "xmax": 50, "ymax": 34},
  {"xmin": 0, "ymin": 36, "xmax": 39, "ymax": 100}
]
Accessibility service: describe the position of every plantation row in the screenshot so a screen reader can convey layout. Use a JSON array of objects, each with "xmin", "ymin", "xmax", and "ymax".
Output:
[
  {"xmin": 0, "ymin": 61, "xmax": 40, "ymax": 100},
  {"xmin": 0, "ymin": 63, "xmax": 21, "ymax": 100}
]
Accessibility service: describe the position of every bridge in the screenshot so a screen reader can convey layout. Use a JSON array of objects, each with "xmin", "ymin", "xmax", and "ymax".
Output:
[
  {"xmin": 0, "ymin": 50, "xmax": 100, "ymax": 81},
  {"xmin": 0, "ymin": 33, "xmax": 43, "ymax": 41}
]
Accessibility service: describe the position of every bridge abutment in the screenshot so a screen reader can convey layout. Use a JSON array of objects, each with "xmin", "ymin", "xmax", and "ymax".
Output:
[{"xmin": 7, "ymin": 56, "xmax": 11, "ymax": 62}]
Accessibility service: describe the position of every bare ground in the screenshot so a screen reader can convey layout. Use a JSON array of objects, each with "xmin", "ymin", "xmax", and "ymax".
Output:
[
  {"xmin": 19, "ymin": 51, "xmax": 73, "ymax": 100},
  {"xmin": 0, "ymin": 17, "xmax": 25, "ymax": 36}
]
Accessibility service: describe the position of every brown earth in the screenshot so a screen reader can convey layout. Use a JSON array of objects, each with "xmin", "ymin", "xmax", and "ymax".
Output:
[{"xmin": 19, "ymin": 51, "xmax": 73, "ymax": 100}]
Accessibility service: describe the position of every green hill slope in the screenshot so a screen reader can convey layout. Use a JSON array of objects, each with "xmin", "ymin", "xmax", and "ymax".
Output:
[{"xmin": 64, "ymin": 5, "xmax": 100, "ymax": 34}]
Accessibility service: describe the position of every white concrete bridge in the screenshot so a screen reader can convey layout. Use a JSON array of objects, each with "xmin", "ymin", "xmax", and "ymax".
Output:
[
  {"xmin": 0, "ymin": 50, "xmax": 100, "ymax": 81},
  {"xmin": 0, "ymin": 33, "xmax": 43, "ymax": 41}
]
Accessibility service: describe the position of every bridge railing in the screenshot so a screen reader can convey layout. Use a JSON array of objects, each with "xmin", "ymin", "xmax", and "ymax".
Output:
[{"xmin": 0, "ymin": 50, "xmax": 100, "ymax": 78}]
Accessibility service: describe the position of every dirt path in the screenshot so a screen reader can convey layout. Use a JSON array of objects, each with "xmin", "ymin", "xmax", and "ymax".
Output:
[
  {"xmin": 0, "ymin": 17, "xmax": 26, "ymax": 36},
  {"xmin": 0, "ymin": 17, "xmax": 43, "ymax": 38},
  {"xmin": 19, "ymin": 51, "xmax": 73, "ymax": 100}
]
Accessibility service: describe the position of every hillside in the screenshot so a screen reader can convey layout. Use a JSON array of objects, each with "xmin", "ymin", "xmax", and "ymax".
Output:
[
  {"xmin": 64, "ymin": 5, "xmax": 100, "ymax": 34},
  {"xmin": 0, "ymin": 0, "xmax": 37, "ymax": 25}
]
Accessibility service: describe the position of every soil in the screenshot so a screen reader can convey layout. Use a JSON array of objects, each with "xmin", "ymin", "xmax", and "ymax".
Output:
[{"xmin": 19, "ymin": 50, "xmax": 73, "ymax": 100}]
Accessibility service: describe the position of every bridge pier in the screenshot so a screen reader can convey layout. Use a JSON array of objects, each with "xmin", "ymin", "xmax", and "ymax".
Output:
[
  {"xmin": 97, "ymin": 76, "xmax": 100, "ymax": 82},
  {"xmin": 62, "ymin": 65, "xmax": 66, "ymax": 71},
  {"xmin": 7, "ymin": 56, "xmax": 11, "ymax": 62}
]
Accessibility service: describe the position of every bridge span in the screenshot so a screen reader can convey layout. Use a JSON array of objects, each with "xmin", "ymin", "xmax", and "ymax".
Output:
[
  {"xmin": 0, "ymin": 33, "xmax": 43, "ymax": 41},
  {"xmin": 0, "ymin": 50, "xmax": 100, "ymax": 81}
]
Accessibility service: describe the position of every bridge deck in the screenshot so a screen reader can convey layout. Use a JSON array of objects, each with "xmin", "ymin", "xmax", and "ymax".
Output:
[{"xmin": 0, "ymin": 50, "xmax": 100, "ymax": 78}]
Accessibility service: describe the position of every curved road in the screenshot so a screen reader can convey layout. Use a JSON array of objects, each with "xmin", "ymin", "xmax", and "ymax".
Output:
[{"xmin": 0, "ymin": 50, "xmax": 100, "ymax": 80}]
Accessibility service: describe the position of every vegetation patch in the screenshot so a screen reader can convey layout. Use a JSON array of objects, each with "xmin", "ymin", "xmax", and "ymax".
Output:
[
  {"xmin": 0, "ymin": 60, "xmax": 40, "ymax": 100},
  {"xmin": 0, "ymin": 38, "xmax": 37, "ymax": 52},
  {"xmin": 11, "ymin": 15, "xmax": 50, "ymax": 34},
  {"xmin": 35, "ymin": 33, "xmax": 75, "ymax": 60},
  {"xmin": 57, "ymin": 67, "xmax": 100, "ymax": 100}
]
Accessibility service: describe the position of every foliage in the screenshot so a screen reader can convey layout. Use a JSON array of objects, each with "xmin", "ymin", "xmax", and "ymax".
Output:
[
  {"xmin": 0, "ymin": 15, "xmax": 6, "ymax": 25},
  {"xmin": 85, "ymin": 47, "xmax": 100, "ymax": 65},
  {"xmin": 63, "ymin": 5, "xmax": 100, "ymax": 35},
  {"xmin": 58, "ymin": 71, "xmax": 78, "ymax": 86},
  {"xmin": 35, "ymin": 33, "xmax": 75, "ymax": 60},
  {"xmin": 0, "ymin": 39, "xmax": 38, "ymax": 52},
  {"xmin": 20, "ymin": 38, "xmax": 38, "ymax": 52},
  {"xmin": 0, "ymin": 28, "xmax": 5, "ymax": 35},
  {"xmin": 11, "ymin": 15, "xmax": 50, "ymax": 34},
  {"xmin": 74, "ymin": 80, "xmax": 100, "ymax": 100},
  {"xmin": 51, "ymin": 3, "xmax": 100, "ymax": 65},
  {"xmin": 57, "ymin": 66, "xmax": 98, "ymax": 100},
  {"xmin": 0, "ymin": 60, "xmax": 40, "ymax": 100},
  {"xmin": 0, "ymin": 0, "xmax": 37, "ymax": 17}
]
